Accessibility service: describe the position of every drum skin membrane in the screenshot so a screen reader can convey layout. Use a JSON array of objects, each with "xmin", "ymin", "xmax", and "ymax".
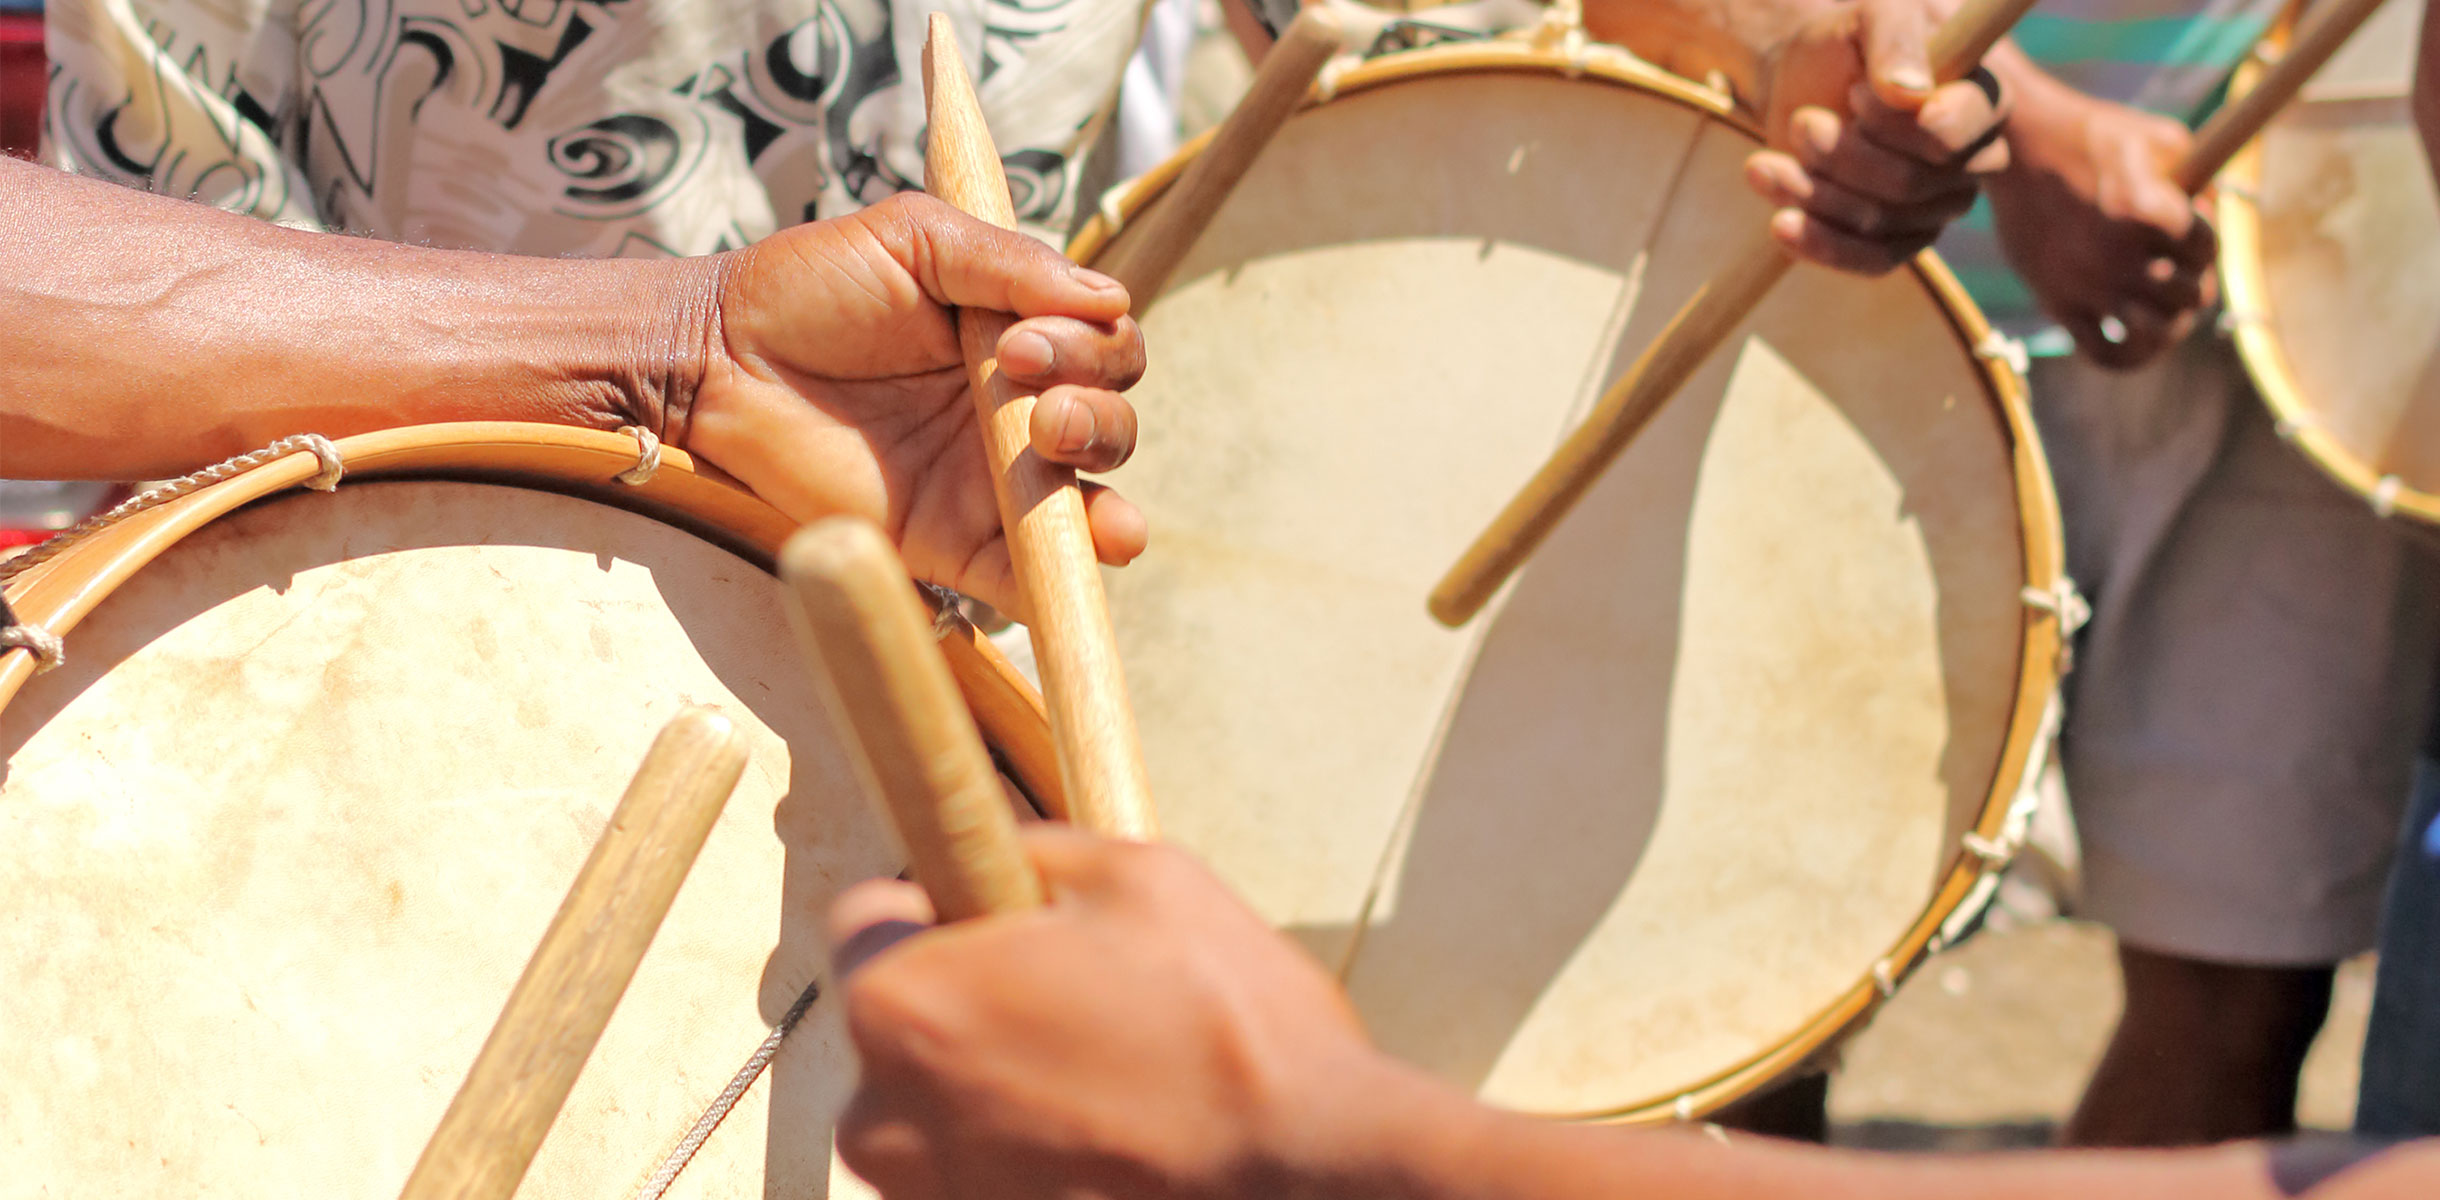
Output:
[
  {"xmin": 0, "ymin": 482, "xmax": 890, "ymax": 1198},
  {"xmin": 1091, "ymin": 66, "xmax": 2029, "ymax": 1116}
]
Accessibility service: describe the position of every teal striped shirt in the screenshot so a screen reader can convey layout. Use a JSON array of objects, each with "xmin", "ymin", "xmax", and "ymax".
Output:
[{"xmin": 1935, "ymin": 0, "xmax": 2288, "ymax": 348}]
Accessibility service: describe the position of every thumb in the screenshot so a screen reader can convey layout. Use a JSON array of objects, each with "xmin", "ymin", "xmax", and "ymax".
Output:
[
  {"xmin": 876, "ymin": 193, "xmax": 1134, "ymax": 322},
  {"xmin": 1859, "ymin": 0, "xmax": 1936, "ymax": 110}
]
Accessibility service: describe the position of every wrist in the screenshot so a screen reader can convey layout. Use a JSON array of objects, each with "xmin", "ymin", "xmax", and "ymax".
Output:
[{"xmin": 1246, "ymin": 1051, "xmax": 1498, "ymax": 1200}]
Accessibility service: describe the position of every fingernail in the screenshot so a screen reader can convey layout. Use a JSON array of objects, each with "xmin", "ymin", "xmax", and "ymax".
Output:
[
  {"xmin": 1888, "ymin": 66, "xmax": 1931, "ymax": 94},
  {"xmin": 1771, "ymin": 208, "xmax": 1805, "ymax": 241},
  {"xmin": 1004, "ymin": 330, "xmax": 1054, "ymax": 374},
  {"xmin": 1069, "ymin": 266, "xmax": 1124, "ymax": 294},
  {"xmin": 1057, "ymin": 396, "xmax": 1099, "ymax": 454}
]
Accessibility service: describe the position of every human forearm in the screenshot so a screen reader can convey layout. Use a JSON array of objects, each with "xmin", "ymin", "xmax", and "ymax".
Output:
[
  {"xmin": 0, "ymin": 158, "xmax": 708, "ymax": 479},
  {"xmin": 1314, "ymin": 1057, "xmax": 2297, "ymax": 1200}
]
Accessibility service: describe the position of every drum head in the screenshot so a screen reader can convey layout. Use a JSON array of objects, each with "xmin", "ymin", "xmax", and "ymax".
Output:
[
  {"xmin": 1076, "ymin": 47, "xmax": 2056, "ymax": 1119},
  {"xmin": 0, "ymin": 480, "xmax": 888, "ymax": 1198},
  {"xmin": 2222, "ymin": 0, "xmax": 2440, "ymax": 521}
]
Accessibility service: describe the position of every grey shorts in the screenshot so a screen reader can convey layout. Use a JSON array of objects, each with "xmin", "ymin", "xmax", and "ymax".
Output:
[{"xmin": 2034, "ymin": 332, "xmax": 2440, "ymax": 965}]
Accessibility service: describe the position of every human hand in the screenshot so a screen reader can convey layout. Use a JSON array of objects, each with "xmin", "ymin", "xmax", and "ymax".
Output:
[
  {"xmin": 1745, "ymin": 0, "xmax": 2011, "ymax": 274},
  {"xmin": 827, "ymin": 826, "xmax": 1400, "ymax": 1199},
  {"xmin": 673, "ymin": 193, "xmax": 1147, "ymax": 616},
  {"xmin": 1988, "ymin": 89, "xmax": 2212, "ymax": 368}
]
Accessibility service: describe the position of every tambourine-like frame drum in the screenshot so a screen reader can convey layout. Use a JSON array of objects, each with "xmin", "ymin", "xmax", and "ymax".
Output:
[
  {"xmin": 2218, "ymin": 0, "xmax": 2440, "ymax": 525},
  {"xmin": 0, "ymin": 423, "xmax": 1057, "ymax": 1197},
  {"xmin": 1072, "ymin": 40, "xmax": 2069, "ymax": 1123}
]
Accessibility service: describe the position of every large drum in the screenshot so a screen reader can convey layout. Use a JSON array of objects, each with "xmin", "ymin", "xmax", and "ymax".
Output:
[
  {"xmin": 0, "ymin": 425, "xmax": 1057, "ymax": 1197},
  {"xmin": 1072, "ymin": 40, "xmax": 2069, "ymax": 1120},
  {"xmin": 2219, "ymin": 0, "xmax": 2440, "ymax": 525}
]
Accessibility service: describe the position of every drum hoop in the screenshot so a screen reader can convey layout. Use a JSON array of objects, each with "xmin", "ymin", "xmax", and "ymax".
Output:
[
  {"xmin": 2214, "ymin": 6, "xmax": 2440, "ymax": 526},
  {"xmin": 0, "ymin": 421, "xmax": 1068, "ymax": 816},
  {"xmin": 1070, "ymin": 41, "xmax": 2070, "ymax": 1125}
]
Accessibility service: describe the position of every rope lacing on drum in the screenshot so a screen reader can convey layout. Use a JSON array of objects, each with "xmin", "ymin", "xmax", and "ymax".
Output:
[
  {"xmin": 0, "ymin": 435, "xmax": 342, "ymax": 675},
  {"xmin": 1870, "ymin": 958, "xmax": 1899, "ymax": 998},
  {"xmin": 630, "ymin": 980, "xmax": 825, "ymax": 1200},
  {"xmin": 1971, "ymin": 330, "xmax": 2029, "ymax": 378},
  {"xmin": 2217, "ymin": 305, "xmax": 2266, "ymax": 335},
  {"xmin": 0, "ymin": 593, "xmax": 62, "ymax": 675},
  {"xmin": 616, "ymin": 426, "xmax": 662, "ymax": 485},
  {"xmin": 2372, "ymin": 475, "xmax": 2406, "ymax": 518},
  {"xmin": 2019, "ymin": 578, "xmax": 2089, "ymax": 675},
  {"xmin": 1524, "ymin": 0, "xmax": 1591, "ymax": 74},
  {"xmin": 0, "ymin": 434, "xmax": 343, "ymax": 588}
]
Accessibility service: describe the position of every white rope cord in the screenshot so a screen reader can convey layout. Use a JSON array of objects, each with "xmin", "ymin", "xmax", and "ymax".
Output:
[
  {"xmin": 1972, "ymin": 330, "xmax": 2030, "ymax": 378},
  {"xmin": 2372, "ymin": 474, "xmax": 2404, "ymax": 518},
  {"xmin": 616, "ymin": 426, "xmax": 662, "ymax": 485},
  {"xmin": 630, "ymin": 980, "xmax": 825, "ymax": 1200},
  {"xmin": 0, "ymin": 434, "xmax": 342, "ymax": 586},
  {"xmin": 0, "ymin": 617, "xmax": 63, "ymax": 675},
  {"xmin": 0, "ymin": 435, "xmax": 341, "ymax": 676}
]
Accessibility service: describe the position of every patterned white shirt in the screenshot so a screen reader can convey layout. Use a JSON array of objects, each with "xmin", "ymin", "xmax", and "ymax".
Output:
[{"xmin": 41, "ymin": 0, "xmax": 1148, "ymax": 252}]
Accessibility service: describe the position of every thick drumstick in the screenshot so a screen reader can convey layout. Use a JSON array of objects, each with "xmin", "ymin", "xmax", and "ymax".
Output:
[
  {"xmin": 783, "ymin": 517, "xmax": 1044, "ymax": 919},
  {"xmin": 1095, "ymin": 7, "xmax": 1348, "ymax": 303},
  {"xmin": 1428, "ymin": 0, "xmax": 2041, "ymax": 627},
  {"xmin": 922, "ymin": 14, "xmax": 1158, "ymax": 839},
  {"xmin": 397, "ymin": 708, "xmax": 749, "ymax": 1200},
  {"xmin": 2176, "ymin": 0, "xmax": 2389, "ymax": 193}
]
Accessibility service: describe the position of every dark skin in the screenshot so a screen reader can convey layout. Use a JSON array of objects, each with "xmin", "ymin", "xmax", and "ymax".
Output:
[
  {"xmin": 0, "ymin": 158, "xmax": 1145, "ymax": 618},
  {"xmin": 828, "ymin": 828, "xmax": 2439, "ymax": 1200},
  {"xmin": 1983, "ymin": 40, "xmax": 2216, "ymax": 369}
]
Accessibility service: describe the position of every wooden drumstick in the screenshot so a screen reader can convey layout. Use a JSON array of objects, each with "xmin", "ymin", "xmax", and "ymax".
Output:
[
  {"xmin": 922, "ymin": 14, "xmax": 1158, "ymax": 839},
  {"xmin": 2175, "ymin": 0, "xmax": 2389, "ymax": 193},
  {"xmin": 1427, "ymin": 0, "xmax": 2041, "ymax": 627},
  {"xmin": 782, "ymin": 516, "xmax": 1044, "ymax": 920},
  {"xmin": 1094, "ymin": 7, "xmax": 1349, "ymax": 304},
  {"xmin": 397, "ymin": 707, "xmax": 749, "ymax": 1200}
]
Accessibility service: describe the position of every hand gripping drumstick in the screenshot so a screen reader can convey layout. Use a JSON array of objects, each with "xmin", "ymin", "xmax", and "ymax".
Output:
[
  {"xmin": 1427, "ymin": 0, "xmax": 2042, "ymax": 628},
  {"xmin": 783, "ymin": 516, "xmax": 1045, "ymax": 920},
  {"xmin": 397, "ymin": 708, "xmax": 749, "ymax": 1200},
  {"xmin": 1094, "ymin": 7, "xmax": 1349, "ymax": 304},
  {"xmin": 923, "ymin": 14, "xmax": 1158, "ymax": 839}
]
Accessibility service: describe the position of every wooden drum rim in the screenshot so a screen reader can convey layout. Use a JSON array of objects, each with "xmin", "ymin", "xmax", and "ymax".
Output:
[
  {"xmin": 2214, "ymin": 4, "xmax": 2440, "ymax": 525},
  {"xmin": 1070, "ymin": 40, "xmax": 2070, "ymax": 1124},
  {"xmin": 0, "ymin": 421, "xmax": 1068, "ymax": 816}
]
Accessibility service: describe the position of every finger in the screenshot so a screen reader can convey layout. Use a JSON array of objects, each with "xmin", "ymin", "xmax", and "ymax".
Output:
[
  {"xmin": 2094, "ymin": 133, "xmax": 2195, "ymax": 242},
  {"xmin": 1028, "ymin": 386, "xmax": 1139, "ymax": 473},
  {"xmin": 2171, "ymin": 206, "xmax": 2219, "ymax": 273},
  {"xmin": 1791, "ymin": 106, "xmax": 1970, "ymax": 206},
  {"xmin": 1017, "ymin": 822, "xmax": 1161, "ymax": 903},
  {"xmin": 997, "ymin": 314, "xmax": 1148, "ymax": 392},
  {"xmin": 1081, "ymin": 481, "xmax": 1148, "ymax": 567},
  {"xmin": 837, "ymin": 1092, "xmax": 952, "ymax": 1200},
  {"xmin": 876, "ymin": 192, "xmax": 1134, "ymax": 322},
  {"xmin": 1770, "ymin": 154, "xmax": 1976, "ymax": 241},
  {"xmin": 1767, "ymin": 207, "xmax": 1916, "ymax": 276},
  {"xmin": 2131, "ymin": 253, "xmax": 2209, "ymax": 316},
  {"xmin": 1850, "ymin": 79, "xmax": 2009, "ymax": 171},
  {"xmin": 1856, "ymin": 0, "xmax": 1934, "ymax": 109},
  {"xmin": 828, "ymin": 878, "xmax": 937, "ymax": 978}
]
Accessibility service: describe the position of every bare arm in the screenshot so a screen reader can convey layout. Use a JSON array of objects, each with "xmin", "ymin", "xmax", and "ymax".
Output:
[
  {"xmin": 0, "ymin": 158, "xmax": 1149, "ymax": 614},
  {"xmin": 0, "ymin": 155, "xmax": 697, "ymax": 479},
  {"xmin": 828, "ymin": 828, "xmax": 2438, "ymax": 1200}
]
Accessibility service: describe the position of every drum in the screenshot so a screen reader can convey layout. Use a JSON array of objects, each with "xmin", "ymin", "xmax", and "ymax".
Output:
[
  {"xmin": 0, "ymin": 424, "xmax": 1057, "ymax": 1197},
  {"xmin": 1071, "ymin": 40, "xmax": 2069, "ymax": 1120},
  {"xmin": 2219, "ymin": 0, "xmax": 2440, "ymax": 525}
]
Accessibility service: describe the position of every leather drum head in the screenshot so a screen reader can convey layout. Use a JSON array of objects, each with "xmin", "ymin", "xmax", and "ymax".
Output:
[
  {"xmin": 1, "ymin": 480, "xmax": 894, "ymax": 1198},
  {"xmin": 1074, "ymin": 45, "xmax": 2060, "ymax": 1121},
  {"xmin": 2221, "ymin": 0, "xmax": 2440, "ymax": 525}
]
